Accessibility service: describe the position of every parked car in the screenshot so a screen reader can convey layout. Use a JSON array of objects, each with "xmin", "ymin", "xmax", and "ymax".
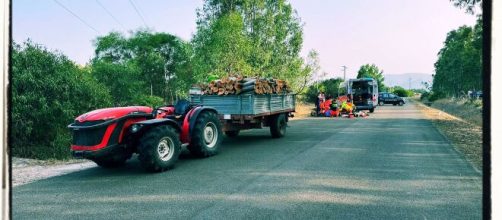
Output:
[
  {"xmin": 378, "ymin": 92, "xmax": 405, "ymax": 106},
  {"xmin": 469, "ymin": 90, "xmax": 482, "ymax": 99}
]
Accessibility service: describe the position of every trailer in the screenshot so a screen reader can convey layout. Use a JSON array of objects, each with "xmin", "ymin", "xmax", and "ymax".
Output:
[{"xmin": 190, "ymin": 93, "xmax": 296, "ymax": 138}]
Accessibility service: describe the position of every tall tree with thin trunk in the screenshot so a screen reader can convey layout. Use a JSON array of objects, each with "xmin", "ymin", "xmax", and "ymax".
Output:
[{"xmin": 356, "ymin": 64, "xmax": 386, "ymax": 92}]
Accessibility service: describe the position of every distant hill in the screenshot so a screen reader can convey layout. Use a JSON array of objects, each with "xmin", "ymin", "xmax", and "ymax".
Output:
[{"xmin": 384, "ymin": 73, "xmax": 433, "ymax": 90}]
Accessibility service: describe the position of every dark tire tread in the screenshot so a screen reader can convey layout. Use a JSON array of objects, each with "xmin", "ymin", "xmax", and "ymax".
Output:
[
  {"xmin": 138, "ymin": 125, "xmax": 181, "ymax": 172},
  {"xmin": 187, "ymin": 111, "xmax": 222, "ymax": 158},
  {"xmin": 270, "ymin": 113, "xmax": 287, "ymax": 138}
]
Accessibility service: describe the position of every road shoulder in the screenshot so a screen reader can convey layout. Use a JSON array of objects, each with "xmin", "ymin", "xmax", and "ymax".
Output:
[
  {"xmin": 412, "ymin": 99, "xmax": 482, "ymax": 172},
  {"xmin": 11, "ymin": 157, "xmax": 95, "ymax": 187}
]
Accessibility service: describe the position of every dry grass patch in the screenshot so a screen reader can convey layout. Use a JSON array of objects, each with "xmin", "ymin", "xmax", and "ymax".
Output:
[
  {"xmin": 292, "ymin": 101, "xmax": 315, "ymax": 120},
  {"xmin": 431, "ymin": 98, "xmax": 482, "ymax": 127},
  {"xmin": 414, "ymin": 100, "xmax": 482, "ymax": 171}
]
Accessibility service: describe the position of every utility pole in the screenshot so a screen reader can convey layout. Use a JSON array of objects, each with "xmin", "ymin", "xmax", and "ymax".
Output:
[{"xmin": 341, "ymin": 66, "xmax": 348, "ymax": 81}]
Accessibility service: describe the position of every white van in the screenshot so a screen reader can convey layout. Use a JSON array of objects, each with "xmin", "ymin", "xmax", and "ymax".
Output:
[{"xmin": 338, "ymin": 78, "xmax": 378, "ymax": 113}]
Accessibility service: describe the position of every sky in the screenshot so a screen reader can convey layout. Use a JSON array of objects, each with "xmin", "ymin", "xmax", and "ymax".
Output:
[{"xmin": 12, "ymin": 0, "xmax": 478, "ymax": 79}]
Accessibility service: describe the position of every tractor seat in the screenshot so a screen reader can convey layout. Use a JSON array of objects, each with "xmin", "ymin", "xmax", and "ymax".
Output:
[{"xmin": 174, "ymin": 99, "xmax": 191, "ymax": 116}]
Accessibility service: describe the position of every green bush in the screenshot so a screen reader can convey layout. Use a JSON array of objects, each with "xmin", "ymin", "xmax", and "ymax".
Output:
[
  {"xmin": 420, "ymin": 92, "xmax": 430, "ymax": 100},
  {"xmin": 11, "ymin": 41, "xmax": 112, "ymax": 159},
  {"xmin": 392, "ymin": 86, "xmax": 413, "ymax": 97},
  {"xmin": 467, "ymin": 99, "xmax": 483, "ymax": 108},
  {"xmin": 428, "ymin": 91, "xmax": 446, "ymax": 102},
  {"xmin": 91, "ymin": 61, "xmax": 145, "ymax": 106}
]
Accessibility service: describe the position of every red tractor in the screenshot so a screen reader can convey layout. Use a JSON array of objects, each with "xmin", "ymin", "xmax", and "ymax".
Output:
[{"xmin": 68, "ymin": 100, "xmax": 222, "ymax": 172}]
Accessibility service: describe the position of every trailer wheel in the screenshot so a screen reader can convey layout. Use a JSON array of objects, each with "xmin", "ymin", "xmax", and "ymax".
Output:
[
  {"xmin": 270, "ymin": 113, "xmax": 287, "ymax": 138},
  {"xmin": 188, "ymin": 111, "xmax": 222, "ymax": 157},
  {"xmin": 93, "ymin": 153, "xmax": 131, "ymax": 168},
  {"xmin": 138, "ymin": 125, "xmax": 181, "ymax": 172},
  {"xmin": 225, "ymin": 130, "xmax": 240, "ymax": 137}
]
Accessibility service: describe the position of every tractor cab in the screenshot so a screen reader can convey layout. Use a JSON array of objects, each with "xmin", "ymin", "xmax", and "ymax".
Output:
[{"xmin": 154, "ymin": 100, "xmax": 194, "ymax": 121}]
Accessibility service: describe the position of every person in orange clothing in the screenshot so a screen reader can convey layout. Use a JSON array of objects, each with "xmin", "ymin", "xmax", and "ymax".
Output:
[
  {"xmin": 323, "ymin": 96, "xmax": 332, "ymax": 111},
  {"xmin": 322, "ymin": 96, "xmax": 333, "ymax": 117}
]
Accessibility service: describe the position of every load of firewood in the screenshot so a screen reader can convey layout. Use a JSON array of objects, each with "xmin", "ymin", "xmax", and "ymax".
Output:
[{"xmin": 198, "ymin": 76, "xmax": 291, "ymax": 95}]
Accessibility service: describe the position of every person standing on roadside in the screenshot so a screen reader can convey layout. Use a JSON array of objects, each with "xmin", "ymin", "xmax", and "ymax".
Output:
[
  {"xmin": 316, "ymin": 91, "xmax": 325, "ymax": 116},
  {"xmin": 318, "ymin": 91, "xmax": 325, "ymax": 102}
]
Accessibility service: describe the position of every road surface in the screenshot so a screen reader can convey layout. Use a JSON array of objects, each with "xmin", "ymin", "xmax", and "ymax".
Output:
[{"xmin": 12, "ymin": 102, "xmax": 482, "ymax": 219}]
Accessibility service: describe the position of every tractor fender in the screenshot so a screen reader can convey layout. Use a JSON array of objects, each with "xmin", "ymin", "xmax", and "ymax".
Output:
[
  {"xmin": 181, "ymin": 106, "xmax": 218, "ymax": 143},
  {"xmin": 188, "ymin": 106, "xmax": 218, "ymax": 134},
  {"xmin": 131, "ymin": 118, "xmax": 181, "ymax": 137}
]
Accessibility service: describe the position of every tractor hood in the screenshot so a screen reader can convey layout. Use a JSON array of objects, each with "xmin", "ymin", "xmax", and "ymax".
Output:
[{"xmin": 75, "ymin": 106, "xmax": 153, "ymax": 122}]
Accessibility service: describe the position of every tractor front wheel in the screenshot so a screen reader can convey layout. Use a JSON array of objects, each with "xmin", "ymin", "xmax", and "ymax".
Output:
[
  {"xmin": 138, "ymin": 125, "xmax": 181, "ymax": 172},
  {"xmin": 188, "ymin": 111, "xmax": 222, "ymax": 157}
]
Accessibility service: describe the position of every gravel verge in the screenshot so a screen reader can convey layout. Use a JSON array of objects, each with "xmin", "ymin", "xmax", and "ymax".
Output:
[{"xmin": 11, "ymin": 157, "xmax": 96, "ymax": 187}]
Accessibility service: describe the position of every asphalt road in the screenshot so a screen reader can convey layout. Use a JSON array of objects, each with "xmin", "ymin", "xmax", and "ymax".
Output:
[{"xmin": 12, "ymin": 102, "xmax": 482, "ymax": 219}]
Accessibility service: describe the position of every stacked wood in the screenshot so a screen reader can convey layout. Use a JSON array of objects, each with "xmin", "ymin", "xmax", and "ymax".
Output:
[{"xmin": 199, "ymin": 75, "xmax": 291, "ymax": 95}]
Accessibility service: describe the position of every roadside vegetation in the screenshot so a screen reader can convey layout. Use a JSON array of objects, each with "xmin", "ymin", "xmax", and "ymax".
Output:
[
  {"xmin": 421, "ymin": 16, "xmax": 482, "ymax": 102},
  {"xmin": 414, "ymin": 0, "xmax": 483, "ymax": 170},
  {"xmin": 11, "ymin": 0, "xmax": 319, "ymax": 160},
  {"xmin": 11, "ymin": 42, "xmax": 113, "ymax": 159}
]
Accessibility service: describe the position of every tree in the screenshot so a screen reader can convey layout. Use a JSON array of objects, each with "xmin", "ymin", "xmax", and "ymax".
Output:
[
  {"xmin": 11, "ymin": 41, "xmax": 112, "ymax": 159},
  {"xmin": 450, "ymin": 0, "xmax": 481, "ymax": 14},
  {"xmin": 356, "ymin": 64, "xmax": 386, "ymax": 91},
  {"xmin": 433, "ymin": 17, "xmax": 482, "ymax": 97},
  {"xmin": 192, "ymin": 12, "xmax": 253, "ymax": 80},
  {"xmin": 93, "ymin": 30, "xmax": 193, "ymax": 104},
  {"xmin": 304, "ymin": 78, "xmax": 344, "ymax": 103},
  {"xmin": 296, "ymin": 50, "xmax": 320, "ymax": 94},
  {"xmin": 192, "ymin": 0, "xmax": 310, "ymax": 91},
  {"xmin": 91, "ymin": 61, "xmax": 144, "ymax": 106}
]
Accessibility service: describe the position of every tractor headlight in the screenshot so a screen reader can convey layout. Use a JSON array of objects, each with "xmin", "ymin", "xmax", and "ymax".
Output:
[{"xmin": 131, "ymin": 124, "xmax": 141, "ymax": 133}]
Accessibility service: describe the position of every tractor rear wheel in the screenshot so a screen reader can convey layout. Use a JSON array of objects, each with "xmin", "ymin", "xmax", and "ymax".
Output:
[
  {"xmin": 188, "ymin": 111, "xmax": 222, "ymax": 157},
  {"xmin": 225, "ymin": 130, "xmax": 240, "ymax": 137},
  {"xmin": 138, "ymin": 125, "xmax": 181, "ymax": 172},
  {"xmin": 270, "ymin": 113, "xmax": 287, "ymax": 138}
]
